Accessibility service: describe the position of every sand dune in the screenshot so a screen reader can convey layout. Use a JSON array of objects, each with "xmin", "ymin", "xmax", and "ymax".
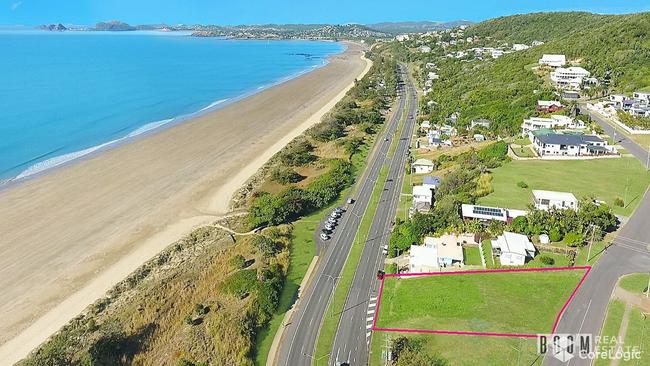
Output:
[{"xmin": 0, "ymin": 41, "xmax": 370, "ymax": 364}]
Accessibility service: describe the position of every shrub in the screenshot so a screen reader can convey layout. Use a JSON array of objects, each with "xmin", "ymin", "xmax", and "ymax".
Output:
[
  {"xmin": 517, "ymin": 181, "xmax": 528, "ymax": 188},
  {"xmin": 278, "ymin": 138, "xmax": 316, "ymax": 166},
  {"xmin": 386, "ymin": 263, "xmax": 398, "ymax": 274},
  {"xmin": 549, "ymin": 227, "xmax": 563, "ymax": 242},
  {"xmin": 614, "ymin": 197, "xmax": 624, "ymax": 207},
  {"xmin": 539, "ymin": 255, "xmax": 555, "ymax": 265},
  {"xmin": 564, "ymin": 231, "xmax": 585, "ymax": 247},
  {"xmin": 230, "ymin": 254, "xmax": 246, "ymax": 269},
  {"xmin": 270, "ymin": 167, "xmax": 305, "ymax": 184}
]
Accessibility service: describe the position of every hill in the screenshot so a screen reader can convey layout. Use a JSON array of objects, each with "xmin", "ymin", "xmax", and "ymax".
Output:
[
  {"xmin": 368, "ymin": 20, "xmax": 473, "ymax": 34},
  {"xmin": 192, "ymin": 23, "xmax": 388, "ymax": 40},
  {"xmin": 412, "ymin": 11, "xmax": 650, "ymax": 135}
]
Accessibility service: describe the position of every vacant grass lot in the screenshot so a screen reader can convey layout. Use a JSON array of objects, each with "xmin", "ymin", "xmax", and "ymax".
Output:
[
  {"xmin": 375, "ymin": 270, "xmax": 586, "ymax": 334},
  {"xmin": 463, "ymin": 246, "xmax": 482, "ymax": 266},
  {"xmin": 619, "ymin": 273, "xmax": 650, "ymax": 295},
  {"xmin": 478, "ymin": 158, "xmax": 650, "ymax": 216}
]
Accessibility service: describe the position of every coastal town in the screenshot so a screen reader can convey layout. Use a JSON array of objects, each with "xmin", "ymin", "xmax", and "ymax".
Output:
[{"xmin": 2, "ymin": 6, "xmax": 650, "ymax": 366}]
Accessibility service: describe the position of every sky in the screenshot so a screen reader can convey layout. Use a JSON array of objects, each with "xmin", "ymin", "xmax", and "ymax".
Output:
[{"xmin": 2, "ymin": 0, "xmax": 649, "ymax": 26}]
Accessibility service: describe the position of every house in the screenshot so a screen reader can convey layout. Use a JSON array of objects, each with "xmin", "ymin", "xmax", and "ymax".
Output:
[
  {"xmin": 491, "ymin": 232, "xmax": 536, "ymax": 266},
  {"xmin": 424, "ymin": 235, "xmax": 467, "ymax": 267},
  {"xmin": 521, "ymin": 115, "xmax": 584, "ymax": 135},
  {"xmin": 474, "ymin": 134, "xmax": 485, "ymax": 142},
  {"xmin": 440, "ymin": 124, "xmax": 457, "ymax": 137},
  {"xmin": 395, "ymin": 34, "xmax": 410, "ymax": 42},
  {"xmin": 425, "ymin": 62, "xmax": 436, "ymax": 69},
  {"xmin": 461, "ymin": 204, "xmax": 527, "ymax": 224},
  {"xmin": 420, "ymin": 120, "xmax": 431, "ymax": 130},
  {"xmin": 539, "ymin": 54, "xmax": 566, "ymax": 67},
  {"xmin": 512, "ymin": 43, "xmax": 530, "ymax": 51},
  {"xmin": 536, "ymin": 100, "xmax": 564, "ymax": 113},
  {"xmin": 419, "ymin": 45, "xmax": 432, "ymax": 53},
  {"xmin": 428, "ymin": 135, "xmax": 442, "ymax": 147},
  {"xmin": 562, "ymin": 91, "xmax": 580, "ymax": 100},
  {"xmin": 633, "ymin": 91, "xmax": 650, "ymax": 103},
  {"xmin": 412, "ymin": 185, "xmax": 434, "ymax": 209},
  {"xmin": 412, "ymin": 158, "xmax": 434, "ymax": 174},
  {"xmin": 409, "ymin": 245, "xmax": 439, "ymax": 272},
  {"xmin": 551, "ymin": 67, "xmax": 591, "ymax": 89},
  {"xmin": 470, "ymin": 118, "xmax": 492, "ymax": 129},
  {"xmin": 531, "ymin": 132, "xmax": 613, "ymax": 157},
  {"xmin": 427, "ymin": 72, "xmax": 440, "ymax": 80},
  {"xmin": 532, "ymin": 40, "xmax": 545, "ymax": 47},
  {"xmin": 608, "ymin": 94, "xmax": 630, "ymax": 109},
  {"xmin": 532, "ymin": 190, "xmax": 579, "ymax": 211},
  {"xmin": 423, "ymin": 176, "xmax": 441, "ymax": 190}
]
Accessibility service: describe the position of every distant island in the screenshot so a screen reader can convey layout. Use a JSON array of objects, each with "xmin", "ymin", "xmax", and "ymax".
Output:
[{"xmin": 35, "ymin": 20, "xmax": 472, "ymax": 40}]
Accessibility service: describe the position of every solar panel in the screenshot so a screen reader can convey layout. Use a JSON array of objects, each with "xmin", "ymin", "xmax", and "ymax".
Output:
[{"xmin": 472, "ymin": 206, "xmax": 504, "ymax": 217}]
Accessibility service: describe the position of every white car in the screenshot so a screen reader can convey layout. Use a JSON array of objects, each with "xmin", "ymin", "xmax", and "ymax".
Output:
[{"xmin": 320, "ymin": 233, "xmax": 330, "ymax": 240}]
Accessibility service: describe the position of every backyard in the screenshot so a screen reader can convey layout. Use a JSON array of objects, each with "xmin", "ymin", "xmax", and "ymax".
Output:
[
  {"xmin": 374, "ymin": 269, "xmax": 587, "ymax": 335},
  {"xmin": 478, "ymin": 157, "xmax": 650, "ymax": 216}
]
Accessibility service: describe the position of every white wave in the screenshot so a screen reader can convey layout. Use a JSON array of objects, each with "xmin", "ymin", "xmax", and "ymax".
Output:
[
  {"xmin": 198, "ymin": 98, "xmax": 228, "ymax": 112},
  {"xmin": 126, "ymin": 118, "xmax": 173, "ymax": 138}
]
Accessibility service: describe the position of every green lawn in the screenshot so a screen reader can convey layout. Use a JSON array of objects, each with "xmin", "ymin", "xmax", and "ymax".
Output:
[
  {"xmin": 375, "ymin": 270, "xmax": 585, "ymax": 334},
  {"xmin": 370, "ymin": 332, "xmax": 542, "ymax": 366},
  {"xmin": 621, "ymin": 308, "xmax": 650, "ymax": 365},
  {"xmin": 314, "ymin": 164, "xmax": 390, "ymax": 358},
  {"xmin": 463, "ymin": 246, "xmax": 482, "ymax": 266},
  {"xmin": 594, "ymin": 300, "xmax": 626, "ymax": 366},
  {"xmin": 524, "ymin": 252, "xmax": 570, "ymax": 268},
  {"xmin": 512, "ymin": 146, "xmax": 536, "ymax": 158},
  {"xmin": 482, "ymin": 240, "xmax": 495, "ymax": 266},
  {"xmin": 619, "ymin": 273, "xmax": 650, "ymax": 296},
  {"xmin": 513, "ymin": 137, "xmax": 532, "ymax": 146},
  {"xmin": 478, "ymin": 158, "xmax": 650, "ymax": 216}
]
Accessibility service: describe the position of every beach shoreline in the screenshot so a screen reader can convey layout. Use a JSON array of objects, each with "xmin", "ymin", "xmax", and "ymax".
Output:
[{"xmin": 0, "ymin": 41, "xmax": 370, "ymax": 364}]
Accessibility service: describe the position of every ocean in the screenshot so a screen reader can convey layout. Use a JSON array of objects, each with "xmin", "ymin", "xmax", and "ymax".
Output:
[{"xmin": 0, "ymin": 30, "xmax": 344, "ymax": 182}]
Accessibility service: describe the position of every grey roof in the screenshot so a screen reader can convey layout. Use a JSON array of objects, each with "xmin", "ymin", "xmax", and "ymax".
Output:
[{"xmin": 538, "ymin": 133, "xmax": 604, "ymax": 146}]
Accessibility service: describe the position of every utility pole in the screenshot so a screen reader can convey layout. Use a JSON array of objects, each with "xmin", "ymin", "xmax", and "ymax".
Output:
[
  {"xmin": 586, "ymin": 225, "xmax": 597, "ymax": 265},
  {"xmin": 303, "ymin": 352, "xmax": 329, "ymax": 366},
  {"xmin": 646, "ymin": 271, "xmax": 649, "ymax": 299},
  {"xmin": 647, "ymin": 145, "xmax": 650, "ymax": 171}
]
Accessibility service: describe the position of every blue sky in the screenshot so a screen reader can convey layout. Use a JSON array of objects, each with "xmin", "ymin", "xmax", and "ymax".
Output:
[{"xmin": 2, "ymin": 0, "xmax": 649, "ymax": 26}]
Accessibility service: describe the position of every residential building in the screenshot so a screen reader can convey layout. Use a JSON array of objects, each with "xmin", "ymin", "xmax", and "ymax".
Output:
[
  {"xmin": 531, "ymin": 132, "xmax": 613, "ymax": 157},
  {"xmin": 395, "ymin": 34, "xmax": 410, "ymax": 42},
  {"xmin": 422, "ymin": 176, "xmax": 441, "ymax": 190},
  {"xmin": 491, "ymin": 232, "xmax": 536, "ymax": 266},
  {"xmin": 440, "ymin": 124, "xmax": 458, "ymax": 136},
  {"xmin": 419, "ymin": 45, "xmax": 432, "ymax": 53},
  {"xmin": 408, "ymin": 245, "xmax": 439, "ymax": 273},
  {"xmin": 512, "ymin": 43, "xmax": 530, "ymax": 51},
  {"xmin": 608, "ymin": 94, "xmax": 630, "ymax": 109},
  {"xmin": 539, "ymin": 54, "xmax": 566, "ymax": 67},
  {"xmin": 532, "ymin": 40, "xmax": 545, "ymax": 47},
  {"xmin": 427, "ymin": 72, "xmax": 440, "ymax": 80},
  {"xmin": 412, "ymin": 158, "xmax": 434, "ymax": 174},
  {"xmin": 412, "ymin": 184, "xmax": 434, "ymax": 207},
  {"xmin": 424, "ymin": 235, "xmax": 467, "ymax": 267},
  {"xmin": 633, "ymin": 92, "xmax": 650, "ymax": 103},
  {"xmin": 461, "ymin": 204, "xmax": 527, "ymax": 224},
  {"xmin": 470, "ymin": 118, "xmax": 492, "ymax": 129},
  {"xmin": 521, "ymin": 115, "xmax": 584, "ymax": 135},
  {"xmin": 536, "ymin": 100, "xmax": 564, "ymax": 113},
  {"xmin": 474, "ymin": 134, "xmax": 485, "ymax": 142},
  {"xmin": 562, "ymin": 91, "xmax": 580, "ymax": 100},
  {"xmin": 551, "ymin": 67, "xmax": 591, "ymax": 89},
  {"xmin": 425, "ymin": 62, "xmax": 436, "ymax": 69},
  {"xmin": 420, "ymin": 120, "xmax": 431, "ymax": 130},
  {"xmin": 532, "ymin": 190, "xmax": 579, "ymax": 211}
]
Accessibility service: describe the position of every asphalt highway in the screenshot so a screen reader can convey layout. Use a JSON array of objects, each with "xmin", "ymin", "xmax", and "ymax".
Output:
[
  {"xmin": 329, "ymin": 66, "xmax": 418, "ymax": 366},
  {"xmin": 276, "ymin": 64, "xmax": 414, "ymax": 366}
]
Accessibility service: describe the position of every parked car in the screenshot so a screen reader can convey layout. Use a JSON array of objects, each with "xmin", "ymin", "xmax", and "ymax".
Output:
[
  {"xmin": 347, "ymin": 198, "xmax": 355, "ymax": 204},
  {"xmin": 335, "ymin": 207, "xmax": 344, "ymax": 213},
  {"xmin": 330, "ymin": 211, "xmax": 340, "ymax": 218},
  {"xmin": 320, "ymin": 233, "xmax": 330, "ymax": 240},
  {"xmin": 327, "ymin": 217, "xmax": 337, "ymax": 224}
]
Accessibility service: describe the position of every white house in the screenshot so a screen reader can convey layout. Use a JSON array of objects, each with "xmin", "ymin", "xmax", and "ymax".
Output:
[
  {"xmin": 424, "ymin": 235, "xmax": 467, "ymax": 267},
  {"xmin": 422, "ymin": 176, "xmax": 441, "ymax": 190},
  {"xmin": 512, "ymin": 43, "xmax": 530, "ymax": 51},
  {"xmin": 396, "ymin": 34, "xmax": 410, "ymax": 42},
  {"xmin": 427, "ymin": 72, "xmax": 440, "ymax": 80},
  {"xmin": 425, "ymin": 62, "xmax": 436, "ymax": 69},
  {"xmin": 470, "ymin": 118, "xmax": 492, "ymax": 129},
  {"xmin": 532, "ymin": 190, "xmax": 579, "ymax": 211},
  {"xmin": 412, "ymin": 158, "xmax": 434, "ymax": 174},
  {"xmin": 461, "ymin": 204, "xmax": 527, "ymax": 224},
  {"xmin": 521, "ymin": 115, "xmax": 584, "ymax": 135},
  {"xmin": 491, "ymin": 232, "xmax": 536, "ymax": 266},
  {"xmin": 633, "ymin": 91, "xmax": 650, "ymax": 103},
  {"xmin": 420, "ymin": 120, "xmax": 431, "ymax": 130},
  {"xmin": 551, "ymin": 67, "xmax": 591, "ymax": 90},
  {"xmin": 531, "ymin": 132, "xmax": 613, "ymax": 157},
  {"xmin": 409, "ymin": 244, "xmax": 439, "ymax": 273},
  {"xmin": 412, "ymin": 184, "xmax": 434, "ymax": 207},
  {"xmin": 419, "ymin": 45, "xmax": 432, "ymax": 53},
  {"xmin": 539, "ymin": 54, "xmax": 566, "ymax": 67}
]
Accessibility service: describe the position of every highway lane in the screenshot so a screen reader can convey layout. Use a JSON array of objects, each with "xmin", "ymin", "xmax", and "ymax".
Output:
[
  {"xmin": 543, "ymin": 107, "xmax": 650, "ymax": 366},
  {"xmin": 329, "ymin": 65, "xmax": 418, "ymax": 366},
  {"xmin": 277, "ymin": 64, "xmax": 410, "ymax": 366}
]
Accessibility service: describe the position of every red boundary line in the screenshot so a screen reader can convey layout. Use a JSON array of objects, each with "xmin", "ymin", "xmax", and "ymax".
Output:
[{"xmin": 372, "ymin": 266, "xmax": 591, "ymax": 338}]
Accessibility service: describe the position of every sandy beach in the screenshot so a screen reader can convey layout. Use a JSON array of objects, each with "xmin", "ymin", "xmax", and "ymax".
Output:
[{"xmin": 0, "ymin": 41, "xmax": 370, "ymax": 364}]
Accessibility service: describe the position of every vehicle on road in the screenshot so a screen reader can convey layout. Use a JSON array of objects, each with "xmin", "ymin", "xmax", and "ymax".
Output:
[
  {"xmin": 347, "ymin": 198, "xmax": 355, "ymax": 204},
  {"xmin": 320, "ymin": 233, "xmax": 330, "ymax": 241},
  {"xmin": 324, "ymin": 223, "xmax": 334, "ymax": 231},
  {"xmin": 376, "ymin": 270, "xmax": 385, "ymax": 280},
  {"xmin": 384, "ymin": 137, "xmax": 389, "ymax": 141}
]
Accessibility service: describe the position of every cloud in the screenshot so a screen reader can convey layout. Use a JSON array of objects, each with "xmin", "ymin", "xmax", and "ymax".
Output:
[{"xmin": 11, "ymin": 1, "xmax": 23, "ymax": 11}]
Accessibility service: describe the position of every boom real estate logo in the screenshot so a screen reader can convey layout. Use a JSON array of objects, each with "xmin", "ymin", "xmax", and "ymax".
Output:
[{"xmin": 538, "ymin": 333, "xmax": 643, "ymax": 363}]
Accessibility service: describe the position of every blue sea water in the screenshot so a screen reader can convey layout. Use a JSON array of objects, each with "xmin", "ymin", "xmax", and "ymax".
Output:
[{"xmin": 0, "ymin": 31, "xmax": 344, "ymax": 182}]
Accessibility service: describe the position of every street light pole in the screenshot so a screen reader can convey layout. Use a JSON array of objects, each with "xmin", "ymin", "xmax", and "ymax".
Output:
[
  {"xmin": 646, "ymin": 271, "xmax": 649, "ymax": 299},
  {"xmin": 303, "ymin": 352, "xmax": 330, "ymax": 366},
  {"xmin": 586, "ymin": 225, "xmax": 597, "ymax": 265}
]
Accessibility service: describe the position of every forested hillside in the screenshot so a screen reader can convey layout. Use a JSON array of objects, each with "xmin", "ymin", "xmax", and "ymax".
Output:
[{"xmin": 415, "ymin": 12, "xmax": 650, "ymax": 135}]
